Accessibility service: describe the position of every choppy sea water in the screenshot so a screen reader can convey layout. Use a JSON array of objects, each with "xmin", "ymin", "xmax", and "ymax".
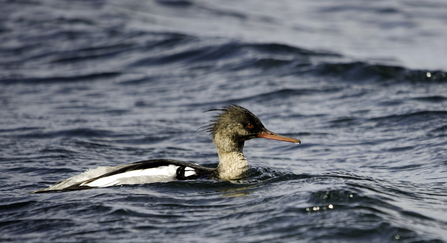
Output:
[{"xmin": 1, "ymin": 0, "xmax": 447, "ymax": 242}]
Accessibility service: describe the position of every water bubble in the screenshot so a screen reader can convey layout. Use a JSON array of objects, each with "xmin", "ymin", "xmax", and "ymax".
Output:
[
  {"xmin": 426, "ymin": 72, "xmax": 431, "ymax": 78},
  {"xmin": 328, "ymin": 204, "xmax": 334, "ymax": 209}
]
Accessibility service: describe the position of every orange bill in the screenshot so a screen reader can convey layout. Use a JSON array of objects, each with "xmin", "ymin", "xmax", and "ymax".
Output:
[{"xmin": 257, "ymin": 128, "xmax": 301, "ymax": 144}]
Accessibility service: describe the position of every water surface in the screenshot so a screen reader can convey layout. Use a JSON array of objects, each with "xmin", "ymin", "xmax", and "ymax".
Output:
[{"xmin": 1, "ymin": 0, "xmax": 447, "ymax": 242}]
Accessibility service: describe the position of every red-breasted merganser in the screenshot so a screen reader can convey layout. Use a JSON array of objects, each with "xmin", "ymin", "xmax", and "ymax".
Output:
[{"xmin": 33, "ymin": 105, "xmax": 300, "ymax": 193}]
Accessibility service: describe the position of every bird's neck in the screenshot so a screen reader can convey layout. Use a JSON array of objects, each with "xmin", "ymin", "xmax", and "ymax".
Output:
[{"xmin": 213, "ymin": 134, "xmax": 249, "ymax": 180}]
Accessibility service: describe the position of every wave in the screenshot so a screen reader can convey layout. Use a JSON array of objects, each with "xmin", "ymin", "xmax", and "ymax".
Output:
[
  {"xmin": 0, "ymin": 71, "xmax": 121, "ymax": 84},
  {"xmin": 369, "ymin": 111, "xmax": 447, "ymax": 128},
  {"xmin": 2, "ymin": 24, "xmax": 446, "ymax": 86},
  {"xmin": 12, "ymin": 128, "xmax": 115, "ymax": 139},
  {"xmin": 314, "ymin": 62, "xmax": 447, "ymax": 83}
]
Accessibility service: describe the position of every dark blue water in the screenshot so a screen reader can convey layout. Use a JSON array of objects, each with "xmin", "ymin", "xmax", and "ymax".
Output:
[{"xmin": 1, "ymin": 0, "xmax": 447, "ymax": 242}]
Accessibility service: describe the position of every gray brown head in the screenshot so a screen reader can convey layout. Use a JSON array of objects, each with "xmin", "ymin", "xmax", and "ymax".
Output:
[{"xmin": 206, "ymin": 105, "xmax": 300, "ymax": 149}]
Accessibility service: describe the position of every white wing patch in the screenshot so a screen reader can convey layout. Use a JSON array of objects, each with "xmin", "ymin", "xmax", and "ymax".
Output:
[
  {"xmin": 81, "ymin": 164, "xmax": 180, "ymax": 187},
  {"xmin": 184, "ymin": 167, "xmax": 197, "ymax": 177}
]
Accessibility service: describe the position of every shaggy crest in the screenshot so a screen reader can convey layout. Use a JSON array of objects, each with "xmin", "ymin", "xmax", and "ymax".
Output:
[{"xmin": 205, "ymin": 105, "xmax": 264, "ymax": 139}]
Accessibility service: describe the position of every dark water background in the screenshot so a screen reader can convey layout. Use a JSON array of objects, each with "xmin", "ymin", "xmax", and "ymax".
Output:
[{"xmin": 1, "ymin": 0, "xmax": 447, "ymax": 242}]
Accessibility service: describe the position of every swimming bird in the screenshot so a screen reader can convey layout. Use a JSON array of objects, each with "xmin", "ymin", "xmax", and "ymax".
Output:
[{"xmin": 33, "ymin": 105, "xmax": 300, "ymax": 193}]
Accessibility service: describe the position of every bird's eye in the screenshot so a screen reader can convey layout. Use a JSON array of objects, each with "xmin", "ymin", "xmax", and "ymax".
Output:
[{"xmin": 247, "ymin": 123, "xmax": 254, "ymax": 129}]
